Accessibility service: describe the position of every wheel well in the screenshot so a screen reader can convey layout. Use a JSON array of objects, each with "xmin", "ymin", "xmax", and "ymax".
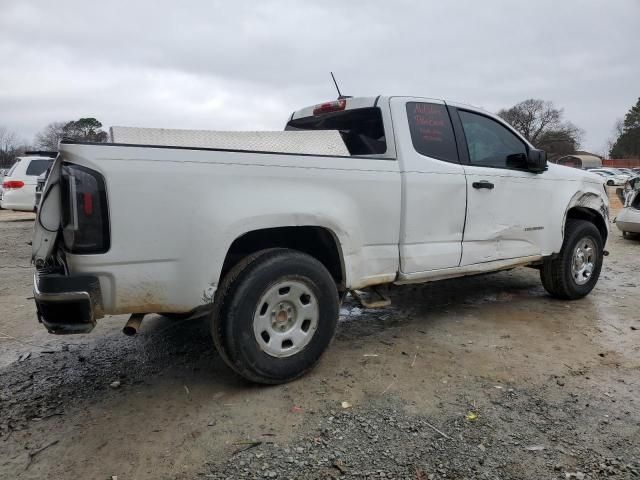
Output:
[
  {"xmin": 566, "ymin": 207, "xmax": 608, "ymax": 244},
  {"xmin": 221, "ymin": 226, "xmax": 345, "ymax": 288}
]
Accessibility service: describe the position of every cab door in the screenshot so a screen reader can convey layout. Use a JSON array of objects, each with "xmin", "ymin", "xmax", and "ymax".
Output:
[
  {"xmin": 449, "ymin": 107, "xmax": 555, "ymax": 265},
  {"xmin": 391, "ymin": 97, "xmax": 467, "ymax": 273}
]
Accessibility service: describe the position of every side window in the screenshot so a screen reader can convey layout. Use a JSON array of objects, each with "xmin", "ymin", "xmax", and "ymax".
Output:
[
  {"xmin": 406, "ymin": 102, "xmax": 458, "ymax": 163},
  {"xmin": 458, "ymin": 110, "xmax": 527, "ymax": 168},
  {"xmin": 26, "ymin": 159, "xmax": 53, "ymax": 176}
]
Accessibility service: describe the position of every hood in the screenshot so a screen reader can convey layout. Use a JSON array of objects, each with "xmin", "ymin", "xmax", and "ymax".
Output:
[{"xmin": 546, "ymin": 163, "xmax": 604, "ymax": 185}]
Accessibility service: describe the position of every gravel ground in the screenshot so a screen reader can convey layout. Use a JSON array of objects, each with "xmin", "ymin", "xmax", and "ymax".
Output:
[
  {"xmin": 205, "ymin": 391, "xmax": 639, "ymax": 480},
  {"xmin": 0, "ymin": 193, "xmax": 639, "ymax": 479}
]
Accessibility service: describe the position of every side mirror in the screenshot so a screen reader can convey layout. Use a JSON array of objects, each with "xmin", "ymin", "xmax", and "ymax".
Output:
[{"xmin": 527, "ymin": 149, "xmax": 547, "ymax": 173}]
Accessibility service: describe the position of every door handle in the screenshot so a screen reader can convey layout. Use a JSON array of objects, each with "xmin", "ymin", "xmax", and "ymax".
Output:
[{"xmin": 472, "ymin": 180, "xmax": 494, "ymax": 190}]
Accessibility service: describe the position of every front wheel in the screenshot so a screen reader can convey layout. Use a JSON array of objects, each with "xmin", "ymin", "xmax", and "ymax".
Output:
[
  {"xmin": 606, "ymin": 180, "xmax": 615, "ymax": 186},
  {"xmin": 211, "ymin": 249, "xmax": 339, "ymax": 384},
  {"xmin": 540, "ymin": 219, "xmax": 603, "ymax": 299}
]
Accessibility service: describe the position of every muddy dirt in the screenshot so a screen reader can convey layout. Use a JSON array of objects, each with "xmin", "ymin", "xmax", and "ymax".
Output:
[{"xmin": 0, "ymin": 193, "xmax": 638, "ymax": 479}]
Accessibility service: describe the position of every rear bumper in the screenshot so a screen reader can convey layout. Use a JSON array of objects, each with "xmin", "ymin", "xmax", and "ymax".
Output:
[
  {"xmin": 34, "ymin": 273, "xmax": 103, "ymax": 334},
  {"xmin": 0, "ymin": 188, "xmax": 35, "ymax": 211},
  {"xmin": 616, "ymin": 207, "xmax": 640, "ymax": 233}
]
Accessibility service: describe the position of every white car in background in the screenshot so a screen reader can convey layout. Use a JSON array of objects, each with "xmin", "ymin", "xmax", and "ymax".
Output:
[
  {"xmin": 616, "ymin": 176, "xmax": 640, "ymax": 237},
  {"xmin": 0, "ymin": 153, "xmax": 55, "ymax": 211},
  {"xmin": 588, "ymin": 168, "xmax": 629, "ymax": 186}
]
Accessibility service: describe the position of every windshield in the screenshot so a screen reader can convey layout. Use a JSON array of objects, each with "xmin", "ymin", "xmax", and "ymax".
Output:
[{"xmin": 286, "ymin": 107, "xmax": 386, "ymax": 156}]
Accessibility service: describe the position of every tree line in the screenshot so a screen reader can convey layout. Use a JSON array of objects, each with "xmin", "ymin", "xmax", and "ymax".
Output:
[
  {"xmin": 497, "ymin": 99, "xmax": 583, "ymax": 159},
  {"xmin": 0, "ymin": 118, "xmax": 108, "ymax": 169},
  {"xmin": 497, "ymin": 96, "xmax": 639, "ymax": 160},
  {"xmin": 608, "ymin": 98, "xmax": 640, "ymax": 159}
]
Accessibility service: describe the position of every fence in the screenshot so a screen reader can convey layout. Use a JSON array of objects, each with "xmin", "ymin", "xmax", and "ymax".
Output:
[{"xmin": 603, "ymin": 158, "xmax": 640, "ymax": 168}]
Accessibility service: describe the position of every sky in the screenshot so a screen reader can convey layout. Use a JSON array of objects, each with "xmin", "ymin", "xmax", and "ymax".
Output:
[{"xmin": 1, "ymin": 0, "xmax": 639, "ymax": 155}]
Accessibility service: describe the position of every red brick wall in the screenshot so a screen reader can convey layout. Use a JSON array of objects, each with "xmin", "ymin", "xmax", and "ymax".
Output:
[{"xmin": 603, "ymin": 158, "xmax": 640, "ymax": 167}]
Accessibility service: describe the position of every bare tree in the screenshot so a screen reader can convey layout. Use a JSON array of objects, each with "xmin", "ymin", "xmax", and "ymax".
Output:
[
  {"xmin": 606, "ymin": 118, "xmax": 624, "ymax": 157},
  {"xmin": 497, "ymin": 99, "xmax": 583, "ymax": 159},
  {"xmin": 0, "ymin": 126, "xmax": 21, "ymax": 169},
  {"xmin": 34, "ymin": 121, "xmax": 67, "ymax": 151}
]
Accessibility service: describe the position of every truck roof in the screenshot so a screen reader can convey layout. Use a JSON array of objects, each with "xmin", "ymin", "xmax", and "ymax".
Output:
[
  {"xmin": 290, "ymin": 96, "xmax": 494, "ymax": 120},
  {"xmin": 289, "ymin": 96, "xmax": 531, "ymax": 151}
]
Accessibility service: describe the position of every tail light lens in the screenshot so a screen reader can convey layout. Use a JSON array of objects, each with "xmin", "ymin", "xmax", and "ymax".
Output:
[
  {"xmin": 2, "ymin": 180, "xmax": 24, "ymax": 189},
  {"xmin": 60, "ymin": 163, "xmax": 110, "ymax": 253}
]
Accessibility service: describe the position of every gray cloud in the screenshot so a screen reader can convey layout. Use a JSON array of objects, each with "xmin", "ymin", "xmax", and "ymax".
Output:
[{"xmin": 1, "ymin": 0, "xmax": 639, "ymax": 154}]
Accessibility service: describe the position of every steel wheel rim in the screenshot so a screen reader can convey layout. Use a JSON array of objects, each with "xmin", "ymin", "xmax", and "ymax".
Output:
[
  {"xmin": 571, "ymin": 237, "xmax": 597, "ymax": 286},
  {"xmin": 253, "ymin": 279, "xmax": 319, "ymax": 358}
]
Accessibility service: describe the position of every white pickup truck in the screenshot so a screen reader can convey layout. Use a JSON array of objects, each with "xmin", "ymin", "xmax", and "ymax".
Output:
[{"xmin": 32, "ymin": 96, "xmax": 609, "ymax": 384}]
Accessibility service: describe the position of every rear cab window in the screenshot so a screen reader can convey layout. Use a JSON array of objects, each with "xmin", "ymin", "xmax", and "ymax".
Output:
[
  {"xmin": 26, "ymin": 159, "xmax": 53, "ymax": 176},
  {"xmin": 406, "ymin": 102, "xmax": 458, "ymax": 163},
  {"xmin": 286, "ymin": 107, "xmax": 387, "ymax": 156}
]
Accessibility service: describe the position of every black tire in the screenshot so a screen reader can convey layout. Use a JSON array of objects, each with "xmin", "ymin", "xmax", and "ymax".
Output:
[
  {"xmin": 540, "ymin": 219, "xmax": 603, "ymax": 299},
  {"xmin": 210, "ymin": 248, "xmax": 339, "ymax": 384},
  {"xmin": 607, "ymin": 180, "xmax": 614, "ymax": 186}
]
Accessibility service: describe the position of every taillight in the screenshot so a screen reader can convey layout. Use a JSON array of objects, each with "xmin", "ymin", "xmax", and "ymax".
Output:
[
  {"xmin": 313, "ymin": 99, "xmax": 346, "ymax": 115},
  {"xmin": 61, "ymin": 163, "xmax": 109, "ymax": 253},
  {"xmin": 2, "ymin": 180, "xmax": 24, "ymax": 189},
  {"xmin": 82, "ymin": 192, "xmax": 93, "ymax": 216}
]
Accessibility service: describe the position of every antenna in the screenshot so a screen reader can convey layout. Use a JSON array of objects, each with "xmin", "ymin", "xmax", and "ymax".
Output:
[{"xmin": 330, "ymin": 72, "xmax": 350, "ymax": 99}]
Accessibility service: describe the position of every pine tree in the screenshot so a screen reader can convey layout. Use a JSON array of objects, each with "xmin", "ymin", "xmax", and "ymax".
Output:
[{"xmin": 609, "ymin": 98, "xmax": 640, "ymax": 158}]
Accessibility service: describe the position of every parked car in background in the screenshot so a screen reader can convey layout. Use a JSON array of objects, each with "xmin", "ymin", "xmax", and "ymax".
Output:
[
  {"xmin": 0, "ymin": 152, "xmax": 56, "ymax": 211},
  {"xmin": 588, "ymin": 168, "xmax": 629, "ymax": 186},
  {"xmin": 615, "ymin": 175, "xmax": 640, "ymax": 238},
  {"xmin": 34, "ymin": 169, "xmax": 50, "ymax": 211}
]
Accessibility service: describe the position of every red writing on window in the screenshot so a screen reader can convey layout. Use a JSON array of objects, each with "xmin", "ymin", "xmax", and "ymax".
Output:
[{"xmin": 412, "ymin": 104, "xmax": 447, "ymax": 142}]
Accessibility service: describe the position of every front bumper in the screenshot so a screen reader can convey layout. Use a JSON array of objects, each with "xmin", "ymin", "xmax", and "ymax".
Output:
[{"xmin": 34, "ymin": 272, "xmax": 103, "ymax": 334}]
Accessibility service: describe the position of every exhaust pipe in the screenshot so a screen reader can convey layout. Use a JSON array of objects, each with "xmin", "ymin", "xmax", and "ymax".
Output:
[{"xmin": 123, "ymin": 313, "xmax": 145, "ymax": 336}]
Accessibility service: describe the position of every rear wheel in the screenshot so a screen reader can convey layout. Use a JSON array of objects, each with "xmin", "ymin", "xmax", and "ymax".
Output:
[
  {"xmin": 540, "ymin": 219, "xmax": 603, "ymax": 299},
  {"xmin": 606, "ymin": 180, "xmax": 614, "ymax": 186},
  {"xmin": 211, "ymin": 249, "xmax": 339, "ymax": 384}
]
